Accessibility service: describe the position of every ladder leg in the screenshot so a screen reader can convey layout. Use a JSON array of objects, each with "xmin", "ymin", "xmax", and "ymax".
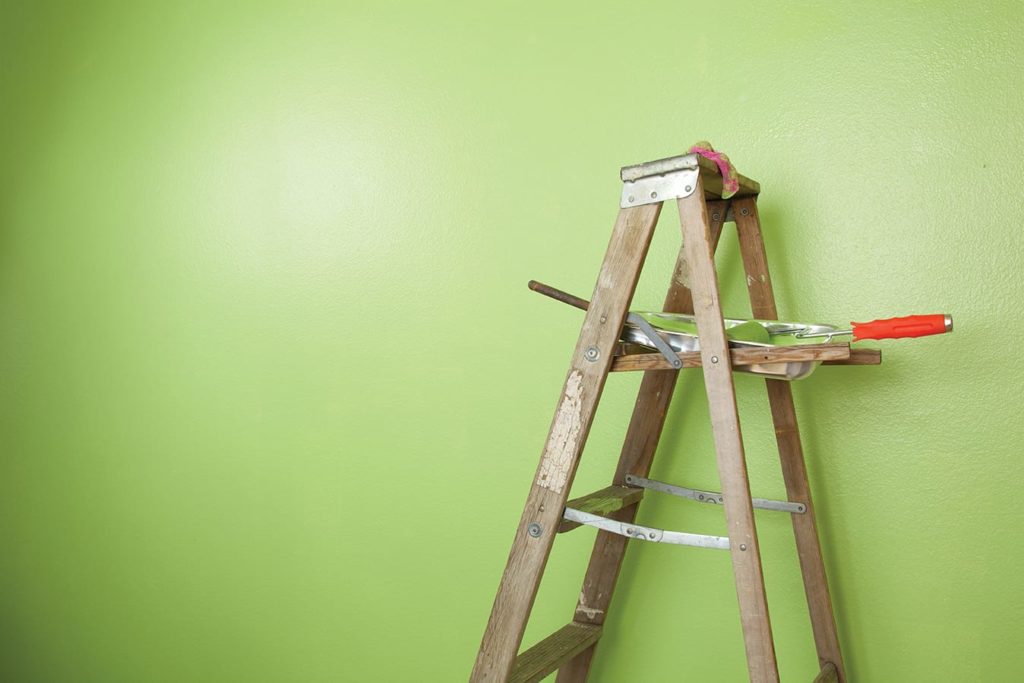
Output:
[
  {"xmin": 556, "ymin": 201, "xmax": 730, "ymax": 683},
  {"xmin": 678, "ymin": 181, "xmax": 780, "ymax": 683},
  {"xmin": 470, "ymin": 204, "xmax": 662, "ymax": 682},
  {"xmin": 733, "ymin": 196, "xmax": 847, "ymax": 681}
]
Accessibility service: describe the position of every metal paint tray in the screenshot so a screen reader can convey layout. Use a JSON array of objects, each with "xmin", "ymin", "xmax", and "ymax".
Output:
[{"xmin": 622, "ymin": 312, "xmax": 841, "ymax": 380}]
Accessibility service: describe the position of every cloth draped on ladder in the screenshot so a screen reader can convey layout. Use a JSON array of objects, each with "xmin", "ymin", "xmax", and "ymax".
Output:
[{"xmin": 689, "ymin": 141, "xmax": 740, "ymax": 199}]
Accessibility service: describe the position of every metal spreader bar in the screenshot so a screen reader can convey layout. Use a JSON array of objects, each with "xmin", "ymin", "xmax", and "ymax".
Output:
[
  {"xmin": 625, "ymin": 313, "xmax": 682, "ymax": 369},
  {"xmin": 625, "ymin": 475, "xmax": 807, "ymax": 514},
  {"xmin": 563, "ymin": 507, "xmax": 731, "ymax": 550}
]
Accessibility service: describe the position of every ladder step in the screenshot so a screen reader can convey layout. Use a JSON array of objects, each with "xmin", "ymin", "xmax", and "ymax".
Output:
[
  {"xmin": 510, "ymin": 623, "xmax": 602, "ymax": 683},
  {"xmin": 558, "ymin": 485, "xmax": 643, "ymax": 533},
  {"xmin": 813, "ymin": 662, "xmax": 839, "ymax": 683}
]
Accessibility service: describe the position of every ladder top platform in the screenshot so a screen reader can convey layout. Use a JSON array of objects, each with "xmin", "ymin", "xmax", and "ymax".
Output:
[{"xmin": 621, "ymin": 152, "xmax": 761, "ymax": 199}]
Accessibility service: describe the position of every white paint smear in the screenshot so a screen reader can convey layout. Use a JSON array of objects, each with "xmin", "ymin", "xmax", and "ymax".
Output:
[
  {"xmin": 576, "ymin": 591, "xmax": 604, "ymax": 620},
  {"xmin": 536, "ymin": 370, "xmax": 584, "ymax": 494}
]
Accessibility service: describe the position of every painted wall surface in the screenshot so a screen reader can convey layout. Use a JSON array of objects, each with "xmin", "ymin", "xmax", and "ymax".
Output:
[{"xmin": 2, "ymin": 2, "xmax": 1022, "ymax": 681}]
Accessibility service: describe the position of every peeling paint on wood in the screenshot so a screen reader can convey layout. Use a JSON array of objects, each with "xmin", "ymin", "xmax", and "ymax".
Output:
[
  {"xmin": 536, "ymin": 370, "xmax": 584, "ymax": 494},
  {"xmin": 575, "ymin": 592, "xmax": 604, "ymax": 620}
]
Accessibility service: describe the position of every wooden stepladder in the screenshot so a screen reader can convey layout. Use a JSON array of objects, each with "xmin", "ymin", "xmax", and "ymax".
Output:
[{"xmin": 471, "ymin": 153, "xmax": 863, "ymax": 683}]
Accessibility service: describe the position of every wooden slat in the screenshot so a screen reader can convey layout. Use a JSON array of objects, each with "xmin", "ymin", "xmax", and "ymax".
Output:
[
  {"xmin": 733, "ymin": 195, "xmax": 847, "ymax": 682},
  {"xmin": 706, "ymin": 200, "xmax": 731, "ymax": 250},
  {"xmin": 470, "ymin": 203, "xmax": 662, "ymax": 682},
  {"xmin": 823, "ymin": 348, "xmax": 881, "ymax": 365},
  {"xmin": 558, "ymin": 486, "xmax": 643, "ymax": 532},
  {"xmin": 509, "ymin": 624, "xmax": 602, "ymax": 683},
  {"xmin": 556, "ymin": 200, "xmax": 731, "ymax": 682},
  {"xmin": 614, "ymin": 341, "xmax": 657, "ymax": 356},
  {"xmin": 679, "ymin": 179, "xmax": 779, "ymax": 683},
  {"xmin": 813, "ymin": 662, "xmax": 839, "ymax": 683},
  {"xmin": 610, "ymin": 343, "xmax": 851, "ymax": 372}
]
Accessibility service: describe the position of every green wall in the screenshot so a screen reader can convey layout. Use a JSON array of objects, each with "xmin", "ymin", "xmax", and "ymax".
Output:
[{"xmin": 2, "ymin": 2, "xmax": 1022, "ymax": 681}]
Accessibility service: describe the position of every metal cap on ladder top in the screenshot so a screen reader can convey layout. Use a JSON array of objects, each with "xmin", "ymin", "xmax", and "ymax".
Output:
[{"xmin": 619, "ymin": 152, "xmax": 701, "ymax": 209}]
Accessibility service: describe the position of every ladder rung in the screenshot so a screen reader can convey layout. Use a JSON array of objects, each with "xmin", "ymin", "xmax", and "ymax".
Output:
[
  {"xmin": 813, "ymin": 662, "xmax": 839, "ymax": 683},
  {"xmin": 509, "ymin": 623, "xmax": 602, "ymax": 683},
  {"xmin": 558, "ymin": 485, "xmax": 643, "ymax": 532}
]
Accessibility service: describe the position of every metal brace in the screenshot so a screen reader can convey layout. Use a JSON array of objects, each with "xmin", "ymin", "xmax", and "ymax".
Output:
[
  {"xmin": 619, "ymin": 153, "xmax": 700, "ymax": 209},
  {"xmin": 625, "ymin": 313, "xmax": 682, "ymax": 368},
  {"xmin": 563, "ymin": 507, "xmax": 730, "ymax": 550},
  {"xmin": 626, "ymin": 475, "xmax": 806, "ymax": 514}
]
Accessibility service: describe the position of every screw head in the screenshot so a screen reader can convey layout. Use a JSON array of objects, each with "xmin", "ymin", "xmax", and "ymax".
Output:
[
  {"xmin": 650, "ymin": 191, "xmax": 658, "ymax": 199},
  {"xmin": 685, "ymin": 185, "xmax": 693, "ymax": 193},
  {"xmin": 739, "ymin": 543, "xmax": 747, "ymax": 551},
  {"xmin": 585, "ymin": 346, "xmax": 600, "ymax": 362},
  {"xmin": 740, "ymin": 207, "xmax": 749, "ymax": 216},
  {"xmin": 711, "ymin": 356, "xmax": 719, "ymax": 364},
  {"xmin": 712, "ymin": 213, "xmax": 720, "ymax": 220},
  {"xmin": 528, "ymin": 523, "xmax": 542, "ymax": 538},
  {"xmin": 628, "ymin": 195, "xmax": 635, "ymax": 203},
  {"xmin": 648, "ymin": 532, "xmax": 656, "ymax": 539}
]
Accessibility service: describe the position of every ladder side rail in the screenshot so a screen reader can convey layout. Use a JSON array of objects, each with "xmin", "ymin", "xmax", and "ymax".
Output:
[
  {"xmin": 470, "ymin": 203, "xmax": 662, "ymax": 682},
  {"xmin": 679, "ymin": 178, "xmax": 780, "ymax": 683},
  {"xmin": 732, "ymin": 196, "xmax": 847, "ymax": 681},
  {"xmin": 556, "ymin": 200, "xmax": 730, "ymax": 683}
]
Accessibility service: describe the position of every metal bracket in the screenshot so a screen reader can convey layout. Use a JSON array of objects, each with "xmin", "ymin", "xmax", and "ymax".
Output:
[
  {"xmin": 620, "ymin": 153, "xmax": 700, "ymax": 208},
  {"xmin": 562, "ymin": 507, "xmax": 730, "ymax": 550},
  {"xmin": 625, "ymin": 475, "xmax": 806, "ymax": 514},
  {"xmin": 626, "ymin": 313, "xmax": 682, "ymax": 368}
]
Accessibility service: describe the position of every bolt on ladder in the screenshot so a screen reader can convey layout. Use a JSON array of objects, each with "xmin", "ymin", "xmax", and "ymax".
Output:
[{"xmin": 470, "ymin": 152, "xmax": 863, "ymax": 683}]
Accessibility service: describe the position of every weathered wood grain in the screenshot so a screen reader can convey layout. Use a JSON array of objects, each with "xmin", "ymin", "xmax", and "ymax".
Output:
[
  {"xmin": 733, "ymin": 195, "xmax": 847, "ymax": 682},
  {"xmin": 813, "ymin": 662, "xmax": 839, "ymax": 683},
  {"xmin": 558, "ymin": 486, "xmax": 644, "ymax": 533},
  {"xmin": 609, "ymin": 343, "xmax": 851, "ymax": 372},
  {"xmin": 679, "ymin": 181, "xmax": 779, "ymax": 683},
  {"xmin": 470, "ymin": 203, "xmax": 661, "ymax": 682},
  {"xmin": 555, "ymin": 200, "xmax": 731, "ymax": 682},
  {"xmin": 509, "ymin": 624, "xmax": 602, "ymax": 683},
  {"xmin": 823, "ymin": 348, "xmax": 881, "ymax": 365}
]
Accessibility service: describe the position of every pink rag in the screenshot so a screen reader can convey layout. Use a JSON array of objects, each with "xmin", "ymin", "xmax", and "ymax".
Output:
[{"xmin": 689, "ymin": 141, "xmax": 740, "ymax": 199}]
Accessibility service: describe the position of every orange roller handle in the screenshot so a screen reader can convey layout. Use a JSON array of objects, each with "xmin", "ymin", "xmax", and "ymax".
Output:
[{"xmin": 851, "ymin": 314, "xmax": 953, "ymax": 341}]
